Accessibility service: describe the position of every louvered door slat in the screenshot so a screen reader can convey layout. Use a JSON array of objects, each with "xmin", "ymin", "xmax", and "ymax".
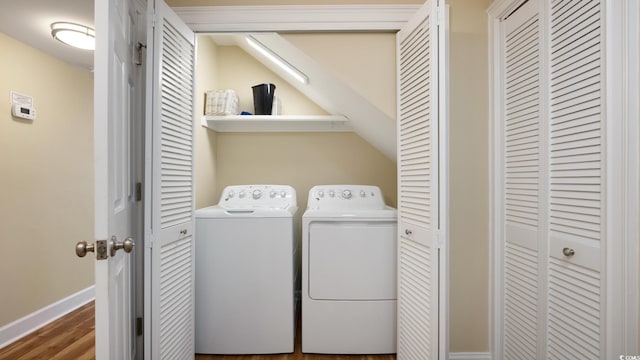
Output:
[
  {"xmin": 150, "ymin": 2, "xmax": 195, "ymax": 359},
  {"xmin": 397, "ymin": 1, "xmax": 441, "ymax": 359},
  {"xmin": 502, "ymin": 2, "xmax": 541, "ymax": 358},
  {"xmin": 504, "ymin": 243, "xmax": 538, "ymax": 359},
  {"xmin": 548, "ymin": 0, "xmax": 603, "ymax": 357},
  {"xmin": 159, "ymin": 235, "xmax": 193, "ymax": 359},
  {"xmin": 398, "ymin": 238, "xmax": 434, "ymax": 359},
  {"xmin": 160, "ymin": 20, "xmax": 194, "ymax": 230}
]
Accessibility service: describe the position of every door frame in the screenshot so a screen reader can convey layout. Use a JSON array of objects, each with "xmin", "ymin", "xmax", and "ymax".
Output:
[
  {"xmin": 172, "ymin": 5, "xmax": 421, "ymax": 32},
  {"xmin": 169, "ymin": 3, "xmax": 450, "ymax": 356},
  {"xmin": 487, "ymin": 0, "xmax": 640, "ymax": 357}
]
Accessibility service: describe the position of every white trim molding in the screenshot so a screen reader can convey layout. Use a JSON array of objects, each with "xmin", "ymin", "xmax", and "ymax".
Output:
[
  {"xmin": 605, "ymin": 0, "xmax": 639, "ymax": 356},
  {"xmin": 172, "ymin": 5, "xmax": 421, "ymax": 32},
  {"xmin": 620, "ymin": 0, "xmax": 639, "ymax": 353},
  {"xmin": 486, "ymin": 1, "xmax": 511, "ymax": 359},
  {"xmin": 449, "ymin": 352, "xmax": 492, "ymax": 360},
  {"xmin": 0, "ymin": 286, "xmax": 95, "ymax": 349}
]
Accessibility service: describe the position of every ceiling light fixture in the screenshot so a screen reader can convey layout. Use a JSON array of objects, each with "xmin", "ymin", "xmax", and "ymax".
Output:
[
  {"xmin": 246, "ymin": 36, "xmax": 309, "ymax": 85},
  {"xmin": 51, "ymin": 22, "xmax": 95, "ymax": 51}
]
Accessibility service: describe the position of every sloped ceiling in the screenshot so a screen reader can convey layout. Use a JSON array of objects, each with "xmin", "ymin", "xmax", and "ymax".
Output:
[
  {"xmin": 175, "ymin": 4, "xmax": 419, "ymax": 162},
  {"xmin": 210, "ymin": 33, "xmax": 397, "ymax": 160}
]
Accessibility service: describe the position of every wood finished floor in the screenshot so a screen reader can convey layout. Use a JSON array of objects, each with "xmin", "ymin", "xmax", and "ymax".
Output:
[
  {"xmin": 0, "ymin": 301, "xmax": 395, "ymax": 360},
  {"xmin": 0, "ymin": 301, "xmax": 95, "ymax": 360}
]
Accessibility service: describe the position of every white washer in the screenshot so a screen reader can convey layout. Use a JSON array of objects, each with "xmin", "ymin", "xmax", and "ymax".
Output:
[
  {"xmin": 302, "ymin": 185, "xmax": 397, "ymax": 354},
  {"xmin": 195, "ymin": 185, "xmax": 298, "ymax": 354}
]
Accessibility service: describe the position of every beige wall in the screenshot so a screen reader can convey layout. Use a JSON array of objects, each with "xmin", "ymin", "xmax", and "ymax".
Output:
[
  {"xmin": 282, "ymin": 33, "xmax": 397, "ymax": 119},
  {"xmin": 447, "ymin": 0, "xmax": 491, "ymax": 352},
  {"xmin": 195, "ymin": 36, "xmax": 219, "ymax": 209},
  {"xmin": 195, "ymin": 35, "xmax": 397, "ymax": 210},
  {"xmin": 0, "ymin": 33, "xmax": 94, "ymax": 326},
  {"xmin": 216, "ymin": 45, "xmax": 328, "ymax": 117},
  {"xmin": 215, "ymin": 132, "xmax": 397, "ymax": 209}
]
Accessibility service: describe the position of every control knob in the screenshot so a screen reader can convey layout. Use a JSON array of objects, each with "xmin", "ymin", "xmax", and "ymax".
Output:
[
  {"xmin": 360, "ymin": 190, "xmax": 366, "ymax": 198},
  {"xmin": 342, "ymin": 190, "xmax": 352, "ymax": 199},
  {"xmin": 280, "ymin": 190, "xmax": 287, "ymax": 198},
  {"xmin": 239, "ymin": 191, "xmax": 246, "ymax": 198},
  {"xmin": 318, "ymin": 190, "xmax": 324, "ymax": 198},
  {"xmin": 228, "ymin": 191, "xmax": 235, "ymax": 198},
  {"xmin": 329, "ymin": 190, "xmax": 335, "ymax": 197},
  {"xmin": 270, "ymin": 190, "xmax": 277, "ymax": 198},
  {"xmin": 252, "ymin": 189, "xmax": 262, "ymax": 200}
]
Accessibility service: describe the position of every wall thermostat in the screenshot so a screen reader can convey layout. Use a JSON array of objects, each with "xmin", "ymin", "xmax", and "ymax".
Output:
[{"xmin": 12, "ymin": 104, "xmax": 36, "ymax": 120}]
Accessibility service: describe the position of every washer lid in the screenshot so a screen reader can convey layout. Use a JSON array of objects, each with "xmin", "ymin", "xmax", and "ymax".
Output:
[{"xmin": 195, "ymin": 205, "xmax": 297, "ymax": 218}]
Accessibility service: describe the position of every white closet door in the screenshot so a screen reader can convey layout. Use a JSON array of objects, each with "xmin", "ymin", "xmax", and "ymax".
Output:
[
  {"xmin": 547, "ymin": 0, "xmax": 604, "ymax": 358},
  {"xmin": 491, "ymin": 0, "xmax": 634, "ymax": 358},
  {"xmin": 146, "ymin": 0, "xmax": 196, "ymax": 358},
  {"xmin": 396, "ymin": 1, "xmax": 443, "ymax": 359},
  {"xmin": 501, "ymin": 1, "xmax": 543, "ymax": 358}
]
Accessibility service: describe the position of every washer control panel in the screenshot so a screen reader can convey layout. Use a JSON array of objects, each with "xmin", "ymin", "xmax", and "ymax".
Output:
[
  {"xmin": 307, "ymin": 185, "xmax": 386, "ymax": 210},
  {"xmin": 219, "ymin": 185, "xmax": 296, "ymax": 210}
]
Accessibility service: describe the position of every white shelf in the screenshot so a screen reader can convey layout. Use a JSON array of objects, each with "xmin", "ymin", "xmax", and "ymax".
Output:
[{"xmin": 200, "ymin": 115, "xmax": 352, "ymax": 132}]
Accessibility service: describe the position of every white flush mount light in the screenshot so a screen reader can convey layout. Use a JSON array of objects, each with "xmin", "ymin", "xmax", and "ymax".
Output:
[
  {"xmin": 246, "ymin": 36, "xmax": 309, "ymax": 85},
  {"xmin": 51, "ymin": 22, "xmax": 95, "ymax": 51}
]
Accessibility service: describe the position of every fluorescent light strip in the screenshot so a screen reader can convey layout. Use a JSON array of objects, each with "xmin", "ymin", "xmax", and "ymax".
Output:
[{"xmin": 246, "ymin": 37, "xmax": 309, "ymax": 85}]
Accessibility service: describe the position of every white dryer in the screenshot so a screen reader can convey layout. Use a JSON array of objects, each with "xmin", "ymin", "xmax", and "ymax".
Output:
[
  {"xmin": 302, "ymin": 185, "xmax": 397, "ymax": 354},
  {"xmin": 194, "ymin": 185, "xmax": 298, "ymax": 354}
]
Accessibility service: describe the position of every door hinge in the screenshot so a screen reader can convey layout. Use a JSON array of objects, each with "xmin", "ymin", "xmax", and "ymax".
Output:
[
  {"xmin": 435, "ymin": 233, "xmax": 444, "ymax": 249},
  {"xmin": 136, "ymin": 182, "xmax": 143, "ymax": 201},
  {"xmin": 136, "ymin": 317, "xmax": 143, "ymax": 336},
  {"xmin": 436, "ymin": 6, "xmax": 446, "ymax": 27},
  {"xmin": 136, "ymin": 43, "xmax": 147, "ymax": 66}
]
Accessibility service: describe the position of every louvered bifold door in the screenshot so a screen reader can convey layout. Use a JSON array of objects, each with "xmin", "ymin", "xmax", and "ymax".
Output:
[
  {"xmin": 148, "ymin": 1, "xmax": 196, "ymax": 359},
  {"xmin": 396, "ymin": 1, "xmax": 441, "ymax": 359},
  {"xmin": 501, "ymin": 2, "xmax": 543, "ymax": 359},
  {"xmin": 546, "ymin": 0, "xmax": 604, "ymax": 358}
]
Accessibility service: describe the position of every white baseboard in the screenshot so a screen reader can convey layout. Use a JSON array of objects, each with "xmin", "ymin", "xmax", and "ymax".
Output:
[
  {"xmin": 0, "ymin": 285, "xmax": 95, "ymax": 349},
  {"xmin": 449, "ymin": 352, "xmax": 492, "ymax": 360}
]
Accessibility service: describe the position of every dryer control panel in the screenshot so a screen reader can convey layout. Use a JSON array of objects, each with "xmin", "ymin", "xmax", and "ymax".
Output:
[
  {"xmin": 307, "ymin": 185, "xmax": 386, "ymax": 210},
  {"xmin": 219, "ymin": 185, "xmax": 297, "ymax": 210}
]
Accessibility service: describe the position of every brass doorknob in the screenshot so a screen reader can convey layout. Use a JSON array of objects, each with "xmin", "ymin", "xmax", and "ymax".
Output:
[{"xmin": 111, "ymin": 237, "xmax": 135, "ymax": 256}]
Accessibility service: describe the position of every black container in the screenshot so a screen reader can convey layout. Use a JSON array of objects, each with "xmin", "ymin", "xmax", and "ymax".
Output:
[{"xmin": 252, "ymin": 83, "xmax": 276, "ymax": 115}]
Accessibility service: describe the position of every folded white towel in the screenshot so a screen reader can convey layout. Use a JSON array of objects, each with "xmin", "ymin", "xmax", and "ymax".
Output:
[{"xmin": 205, "ymin": 89, "xmax": 239, "ymax": 116}]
